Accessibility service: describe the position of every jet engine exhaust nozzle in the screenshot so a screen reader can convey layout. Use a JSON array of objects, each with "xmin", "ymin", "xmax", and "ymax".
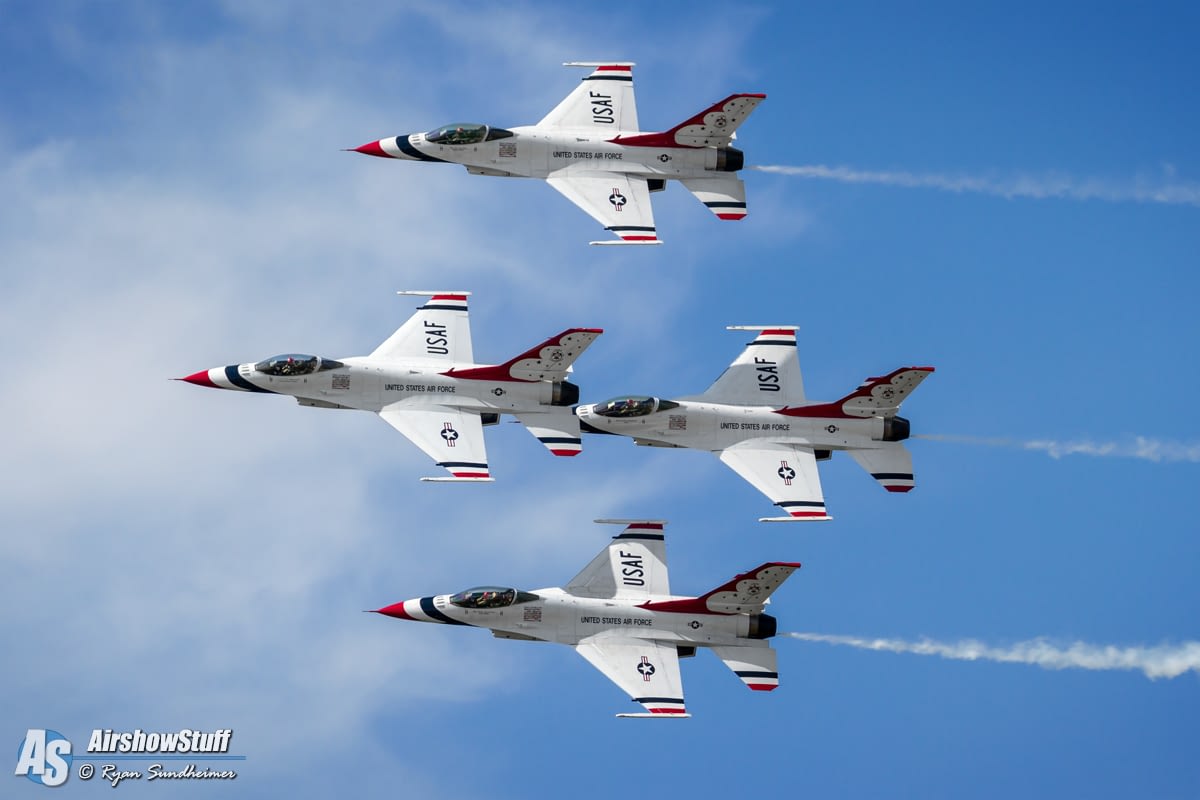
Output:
[
  {"xmin": 882, "ymin": 415, "xmax": 911, "ymax": 442},
  {"xmin": 716, "ymin": 146, "xmax": 744, "ymax": 172},
  {"xmin": 748, "ymin": 613, "xmax": 778, "ymax": 640},
  {"xmin": 552, "ymin": 381, "xmax": 580, "ymax": 407}
]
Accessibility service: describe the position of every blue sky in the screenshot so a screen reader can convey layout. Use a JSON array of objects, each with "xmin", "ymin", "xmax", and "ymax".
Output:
[{"xmin": 3, "ymin": 1, "xmax": 1198, "ymax": 797}]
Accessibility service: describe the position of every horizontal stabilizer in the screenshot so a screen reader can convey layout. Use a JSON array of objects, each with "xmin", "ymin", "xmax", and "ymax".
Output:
[
  {"xmin": 512, "ymin": 409, "xmax": 583, "ymax": 456},
  {"xmin": 616, "ymin": 712, "xmax": 692, "ymax": 719},
  {"xmin": 711, "ymin": 644, "xmax": 779, "ymax": 691},
  {"xmin": 848, "ymin": 445, "xmax": 915, "ymax": 492},
  {"xmin": 680, "ymin": 176, "xmax": 747, "ymax": 220}
]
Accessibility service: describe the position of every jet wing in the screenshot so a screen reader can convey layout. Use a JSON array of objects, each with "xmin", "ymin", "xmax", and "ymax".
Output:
[
  {"xmin": 718, "ymin": 441, "xmax": 832, "ymax": 521},
  {"xmin": 566, "ymin": 520, "xmax": 669, "ymax": 599},
  {"xmin": 575, "ymin": 637, "xmax": 689, "ymax": 717},
  {"xmin": 545, "ymin": 171, "xmax": 660, "ymax": 244},
  {"xmin": 378, "ymin": 405, "xmax": 493, "ymax": 481},
  {"xmin": 370, "ymin": 292, "xmax": 473, "ymax": 364},
  {"xmin": 538, "ymin": 62, "xmax": 638, "ymax": 131}
]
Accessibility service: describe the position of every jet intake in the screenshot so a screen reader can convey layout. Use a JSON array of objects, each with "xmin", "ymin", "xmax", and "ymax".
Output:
[
  {"xmin": 551, "ymin": 380, "xmax": 580, "ymax": 406},
  {"xmin": 882, "ymin": 415, "xmax": 911, "ymax": 442},
  {"xmin": 747, "ymin": 613, "xmax": 777, "ymax": 640},
  {"xmin": 715, "ymin": 146, "xmax": 745, "ymax": 172}
]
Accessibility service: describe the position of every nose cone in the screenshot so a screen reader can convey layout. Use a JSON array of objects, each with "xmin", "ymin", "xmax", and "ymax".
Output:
[
  {"xmin": 177, "ymin": 369, "xmax": 218, "ymax": 388},
  {"xmin": 375, "ymin": 601, "xmax": 414, "ymax": 620},
  {"xmin": 350, "ymin": 139, "xmax": 393, "ymax": 158}
]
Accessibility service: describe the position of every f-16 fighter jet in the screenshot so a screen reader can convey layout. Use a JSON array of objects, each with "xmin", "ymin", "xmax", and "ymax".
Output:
[
  {"xmin": 351, "ymin": 62, "xmax": 764, "ymax": 245},
  {"xmin": 178, "ymin": 292, "xmax": 601, "ymax": 481},
  {"xmin": 374, "ymin": 520, "xmax": 798, "ymax": 717},
  {"xmin": 576, "ymin": 327, "xmax": 934, "ymax": 521}
]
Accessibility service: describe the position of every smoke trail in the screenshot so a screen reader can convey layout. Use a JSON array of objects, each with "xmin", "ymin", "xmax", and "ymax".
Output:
[
  {"xmin": 914, "ymin": 434, "xmax": 1200, "ymax": 463},
  {"xmin": 750, "ymin": 164, "xmax": 1200, "ymax": 207},
  {"xmin": 784, "ymin": 633, "xmax": 1200, "ymax": 680}
]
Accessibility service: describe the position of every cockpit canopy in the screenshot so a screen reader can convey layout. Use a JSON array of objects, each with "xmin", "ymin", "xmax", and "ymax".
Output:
[
  {"xmin": 591, "ymin": 396, "xmax": 680, "ymax": 418},
  {"xmin": 449, "ymin": 586, "xmax": 539, "ymax": 609},
  {"xmin": 425, "ymin": 123, "xmax": 514, "ymax": 146},
  {"xmin": 253, "ymin": 354, "xmax": 345, "ymax": 377}
]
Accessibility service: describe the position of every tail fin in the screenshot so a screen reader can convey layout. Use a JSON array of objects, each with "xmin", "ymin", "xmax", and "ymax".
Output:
[
  {"xmin": 641, "ymin": 562, "xmax": 800, "ymax": 615},
  {"xmin": 833, "ymin": 367, "xmax": 934, "ymax": 418},
  {"xmin": 444, "ymin": 328, "xmax": 603, "ymax": 382},
  {"xmin": 613, "ymin": 93, "xmax": 766, "ymax": 148},
  {"xmin": 692, "ymin": 327, "xmax": 804, "ymax": 404}
]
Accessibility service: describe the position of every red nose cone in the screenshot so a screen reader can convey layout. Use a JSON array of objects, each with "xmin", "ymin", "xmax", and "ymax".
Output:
[
  {"xmin": 352, "ymin": 140, "xmax": 390, "ymax": 158},
  {"xmin": 178, "ymin": 370, "xmax": 218, "ymax": 388},
  {"xmin": 375, "ymin": 602, "xmax": 412, "ymax": 620}
]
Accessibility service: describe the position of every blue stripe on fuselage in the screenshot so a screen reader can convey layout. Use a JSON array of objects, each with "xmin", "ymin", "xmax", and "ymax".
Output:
[
  {"xmin": 225, "ymin": 365, "xmax": 275, "ymax": 393},
  {"xmin": 397, "ymin": 136, "xmax": 449, "ymax": 163},
  {"xmin": 420, "ymin": 597, "xmax": 470, "ymax": 626}
]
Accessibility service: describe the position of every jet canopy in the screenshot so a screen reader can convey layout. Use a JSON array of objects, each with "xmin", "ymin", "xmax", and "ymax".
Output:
[
  {"xmin": 449, "ymin": 586, "xmax": 539, "ymax": 609},
  {"xmin": 253, "ymin": 354, "xmax": 345, "ymax": 377},
  {"xmin": 592, "ymin": 396, "xmax": 680, "ymax": 418},
  {"xmin": 425, "ymin": 123, "xmax": 514, "ymax": 145}
]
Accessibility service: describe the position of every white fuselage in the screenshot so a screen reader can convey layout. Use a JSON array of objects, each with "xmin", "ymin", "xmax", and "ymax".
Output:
[
  {"xmin": 197, "ymin": 356, "xmax": 565, "ymax": 415},
  {"xmin": 387, "ymin": 587, "xmax": 763, "ymax": 649},
  {"xmin": 385, "ymin": 126, "xmax": 732, "ymax": 181},
  {"xmin": 576, "ymin": 399, "xmax": 893, "ymax": 453}
]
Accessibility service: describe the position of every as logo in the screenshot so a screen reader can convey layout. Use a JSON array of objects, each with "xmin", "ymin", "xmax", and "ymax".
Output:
[{"xmin": 14, "ymin": 729, "xmax": 73, "ymax": 787}]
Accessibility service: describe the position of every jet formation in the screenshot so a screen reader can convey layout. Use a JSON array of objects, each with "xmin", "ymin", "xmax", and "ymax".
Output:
[
  {"xmin": 374, "ymin": 520, "xmax": 799, "ymax": 717},
  {"xmin": 352, "ymin": 62, "xmax": 764, "ymax": 245}
]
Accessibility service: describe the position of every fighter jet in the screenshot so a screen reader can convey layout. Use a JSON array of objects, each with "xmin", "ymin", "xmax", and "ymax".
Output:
[
  {"xmin": 351, "ymin": 62, "xmax": 764, "ymax": 245},
  {"xmin": 576, "ymin": 327, "xmax": 934, "ymax": 521},
  {"xmin": 374, "ymin": 519, "xmax": 798, "ymax": 717},
  {"xmin": 178, "ymin": 292, "xmax": 601, "ymax": 481}
]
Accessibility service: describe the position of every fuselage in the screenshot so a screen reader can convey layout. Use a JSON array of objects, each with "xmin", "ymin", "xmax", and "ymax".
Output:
[
  {"xmin": 576, "ymin": 397, "xmax": 908, "ymax": 452},
  {"xmin": 181, "ymin": 354, "xmax": 574, "ymax": 415},
  {"xmin": 378, "ymin": 586, "xmax": 773, "ymax": 649},
  {"xmin": 357, "ymin": 123, "xmax": 743, "ymax": 182}
]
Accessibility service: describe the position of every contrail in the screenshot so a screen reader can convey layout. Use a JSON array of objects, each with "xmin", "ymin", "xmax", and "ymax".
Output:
[
  {"xmin": 914, "ymin": 434, "xmax": 1200, "ymax": 463},
  {"xmin": 784, "ymin": 633, "xmax": 1200, "ymax": 680},
  {"xmin": 750, "ymin": 164, "xmax": 1200, "ymax": 207}
]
